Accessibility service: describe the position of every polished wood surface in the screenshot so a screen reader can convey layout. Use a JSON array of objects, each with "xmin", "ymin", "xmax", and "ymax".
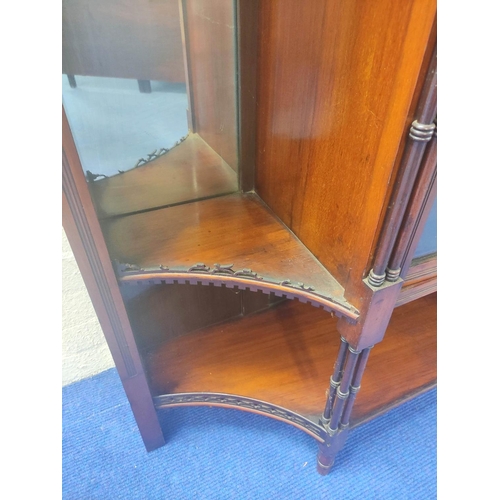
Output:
[
  {"xmin": 183, "ymin": 0, "xmax": 238, "ymax": 171},
  {"xmin": 397, "ymin": 133, "xmax": 437, "ymax": 278},
  {"xmin": 144, "ymin": 293, "xmax": 436, "ymax": 424},
  {"xmin": 237, "ymin": 0, "xmax": 260, "ymax": 191},
  {"xmin": 123, "ymin": 282, "xmax": 284, "ymax": 352},
  {"xmin": 62, "ymin": 0, "xmax": 438, "ymax": 469},
  {"xmin": 388, "ymin": 16, "xmax": 436, "ymax": 180},
  {"xmin": 255, "ymin": 0, "xmax": 436, "ymax": 305},
  {"xmin": 62, "ymin": 109, "xmax": 165, "ymax": 451},
  {"xmin": 352, "ymin": 292, "xmax": 436, "ymax": 426},
  {"xmin": 88, "ymin": 133, "xmax": 237, "ymax": 219},
  {"xmin": 371, "ymin": 46, "xmax": 437, "ymax": 280},
  {"xmin": 62, "ymin": 0, "xmax": 185, "ymax": 83},
  {"xmin": 101, "ymin": 193, "xmax": 355, "ymax": 316}
]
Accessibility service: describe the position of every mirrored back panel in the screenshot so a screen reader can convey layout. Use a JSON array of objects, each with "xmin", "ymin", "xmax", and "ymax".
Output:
[
  {"xmin": 413, "ymin": 198, "xmax": 437, "ymax": 259},
  {"xmin": 63, "ymin": 0, "xmax": 239, "ymax": 218}
]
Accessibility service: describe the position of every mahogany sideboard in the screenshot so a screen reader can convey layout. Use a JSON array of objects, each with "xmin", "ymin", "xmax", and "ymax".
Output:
[{"xmin": 62, "ymin": 0, "xmax": 437, "ymax": 475}]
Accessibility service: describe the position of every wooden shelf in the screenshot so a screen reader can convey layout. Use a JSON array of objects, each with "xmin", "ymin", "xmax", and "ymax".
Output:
[
  {"xmin": 89, "ymin": 133, "xmax": 238, "ymax": 218},
  {"xmin": 101, "ymin": 193, "xmax": 358, "ymax": 319},
  {"xmin": 143, "ymin": 293, "xmax": 436, "ymax": 427}
]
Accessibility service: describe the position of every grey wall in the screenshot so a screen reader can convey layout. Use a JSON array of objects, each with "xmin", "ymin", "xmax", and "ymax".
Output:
[{"xmin": 62, "ymin": 228, "xmax": 115, "ymax": 386}]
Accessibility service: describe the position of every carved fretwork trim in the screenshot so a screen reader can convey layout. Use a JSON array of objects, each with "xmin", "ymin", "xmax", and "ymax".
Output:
[
  {"xmin": 115, "ymin": 262, "xmax": 360, "ymax": 321},
  {"xmin": 86, "ymin": 135, "xmax": 189, "ymax": 181},
  {"xmin": 134, "ymin": 135, "xmax": 188, "ymax": 169},
  {"xmin": 153, "ymin": 392, "xmax": 326, "ymax": 441}
]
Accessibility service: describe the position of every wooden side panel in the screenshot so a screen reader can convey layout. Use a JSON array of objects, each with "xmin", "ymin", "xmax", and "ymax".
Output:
[
  {"xmin": 62, "ymin": 0, "xmax": 185, "ymax": 83},
  {"xmin": 255, "ymin": 0, "xmax": 436, "ymax": 305},
  {"xmin": 62, "ymin": 109, "xmax": 165, "ymax": 451},
  {"xmin": 182, "ymin": 0, "xmax": 238, "ymax": 171}
]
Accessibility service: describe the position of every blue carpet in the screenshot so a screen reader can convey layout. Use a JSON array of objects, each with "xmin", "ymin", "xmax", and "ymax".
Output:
[
  {"xmin": 63, "ymin": 369, "xmax": 436, "ymax": 499},
  {"xmin": 62, "ymin": 76, "xmax": 189, "ymax": 178}
]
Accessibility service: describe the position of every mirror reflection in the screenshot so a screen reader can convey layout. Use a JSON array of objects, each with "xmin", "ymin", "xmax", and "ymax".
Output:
[
  {"xmin": 62, "ymin": 0, "xmax": 238, "ymax": 218},
  {"xmin": 62, "ymin": 77, "xmax": 189, "ymax": 181},
  {"xmin": 413, "ymin": 199, "xmax": 437, "ymax": 259}
]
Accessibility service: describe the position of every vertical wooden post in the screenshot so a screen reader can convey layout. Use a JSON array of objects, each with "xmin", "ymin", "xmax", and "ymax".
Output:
[
  {"xmin": 62, "ymin": 108, "xmax": 165, "ymax": 451},
  {"xmin": 339, "ymin": 347, "xmax": 372, "ymax": 429},
  {"xmin": 320, "ymin": 337, "xmax": 348, "ymax": 426},
  {"xmin": 317, "ymin": 341, "xmax": 372, "ymax": 475},
  {"xmin": 388, "ymin": 130, "xmax": 437, "ymax": 279}
]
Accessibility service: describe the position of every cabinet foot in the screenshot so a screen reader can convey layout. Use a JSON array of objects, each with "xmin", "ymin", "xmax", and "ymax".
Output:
[
  {"xmin": 138, "ymin": 79, "xmax": 152, "ymax": 93},
  {"xmin": 67, "ymin": 74, "xmax": 77, "ymax": 88},
  {"xmin": 316, "ymin": 456, "xmax": 334, "ymax": 476},
  {"xmin": 316, "ymin": 429, "xmax": 349, "ymax": 475},
  {"xmin": 317, "ymin": 338, "xmax": 373, "ymax": 474}
]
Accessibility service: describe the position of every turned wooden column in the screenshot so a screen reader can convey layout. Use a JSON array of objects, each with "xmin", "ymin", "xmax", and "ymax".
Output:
[
  {"xmin": 317, "ymin": 341, "xmax": 372, "ymax": 475},
  {"xmin": 368, "ymin": 47, "xmax": 437, "ymax": 287}
]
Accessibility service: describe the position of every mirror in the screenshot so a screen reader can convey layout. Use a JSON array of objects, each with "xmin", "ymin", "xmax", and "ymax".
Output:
[
  {"xmin": 62, "ymin": 0, "xmax": 239, "ymax": 218},
  {"xmin": 413, "ymin": 198, "xmax": 437, "ymax": 259}
]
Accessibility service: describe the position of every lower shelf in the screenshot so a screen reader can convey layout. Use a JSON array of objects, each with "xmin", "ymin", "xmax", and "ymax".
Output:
[{"xmin": 144, "ymin": 292, "xmax": 436, "ymax": 429}]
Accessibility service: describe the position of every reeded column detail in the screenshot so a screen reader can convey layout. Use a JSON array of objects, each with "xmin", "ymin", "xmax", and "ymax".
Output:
[
  {"xmin": 368, "ymin": 47, "xmax": 437, "ymax": 287},
  {"xmin": 386, "ymin": 126, "xmax": 437, "ymax": 281},
  {"xmin": 320, "ymin": 338, "xmax": 349, "ymax": 426},
  {"xmin": 317, "ymin": 341, "xmax": 373, "ymax": 475},
  {"xmin": 327, "ymin": 347, "xmax": 361, "ymax": 433},
  {"xmin": 339, "ymin": 347, "xmax": 372, "ymax": 429}
]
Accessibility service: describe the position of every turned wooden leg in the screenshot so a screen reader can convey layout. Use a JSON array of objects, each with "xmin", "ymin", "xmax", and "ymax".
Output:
[
  {"xmin": 317, "ymin": 343, "xmax": 372, "ymax": 475},
  {"xmin": 138, "ymin": 79, "xmax": 152, "ymax": 93},
  {"xmin": 67, "ymin": 74, "xmax": 77, "ymax": 88},
  {"xmin": 320, "ymin": 337, "xmax": 348, "ymax": 427}
]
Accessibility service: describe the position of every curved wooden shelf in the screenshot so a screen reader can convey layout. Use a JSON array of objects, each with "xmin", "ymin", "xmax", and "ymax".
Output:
[
  {"xmin": 101, "ymin": 193, "xmax": 359, "ymax": 320},
  {"xmin": 154, "ymin": 393, "xmax": 326, "ymax": 442},
  {"xmin": 143, "ymin": 294, "xmax": 436, "ymax": 434}
]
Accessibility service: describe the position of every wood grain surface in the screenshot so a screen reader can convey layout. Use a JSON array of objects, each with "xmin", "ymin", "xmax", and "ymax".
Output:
[
  {"xmin": 237, "ymin": 0, "xmax": 260, "ymax": 191},
  {"xmin": 255, "ymin": 0, "xmax": 436, "ymax": 305},
  {"xmin": 371, "ymin": 46, "xmax": 437, "ymax": 279},
  {"xmin": 100, "ymin": 193, "xmax": 352, "ymax": 311},
  {"xmin": 144, "ymin": 293, "xmax": 437, "ymax": 424},
  {"xmin": 183, "ymin": 0, "xmax": 238, "ymax": 171},
  {"xmin": 62, "ymin": 109, "xmax": 166, "ymax": 451},
  {"xmin": 89, "ymin": 133, "xmax": 237, "ymax": 218}
]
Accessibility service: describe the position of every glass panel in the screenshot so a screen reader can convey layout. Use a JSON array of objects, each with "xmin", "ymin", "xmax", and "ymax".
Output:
[
  {"xmin": 62, "ymin": 77, "xmax": 189, "ymax": 178},
  {"xmin": 413, "ymin": 198, "xmax": 437, "ymax": 259},
  {"xmin": 62, "ymin": 0, "xmax": 239, "ymax": 218}
]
